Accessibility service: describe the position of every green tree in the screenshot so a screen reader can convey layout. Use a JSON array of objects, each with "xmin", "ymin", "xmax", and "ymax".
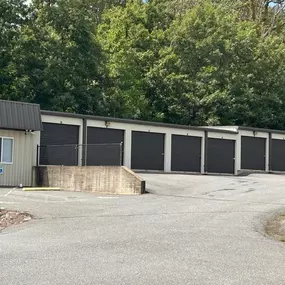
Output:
[
  {"xmin": 2, "ymin": 0, "xmax": 285, "ymax": 130},
  {"xmin": 98, "ymin": 0, "xmax": 169, "ymax": 119},
  {"xmin": 159, "ymin": 2, "xmax": 285, "ymax": 128},
  {"xmin": 7, "ymin": 0, "xmax": 105, "ymax": 113},
  {"xmin": 0, "ymin": 0, "xmax": 30, "ymax": 101}
]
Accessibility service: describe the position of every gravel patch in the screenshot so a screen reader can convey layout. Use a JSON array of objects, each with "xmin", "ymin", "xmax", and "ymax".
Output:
[
  {"xmin": 265, "ymin": 213, "xmax": 285, "ymax": 242},
  {"xmin": 0, "ymin": 209, "xmax": 31, "ymax": 231}
]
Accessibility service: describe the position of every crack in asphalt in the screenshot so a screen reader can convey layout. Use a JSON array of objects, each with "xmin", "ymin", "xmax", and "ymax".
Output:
[{"xmin": 146, "ymin": 189, "xmax": 285, "ymax": 206}]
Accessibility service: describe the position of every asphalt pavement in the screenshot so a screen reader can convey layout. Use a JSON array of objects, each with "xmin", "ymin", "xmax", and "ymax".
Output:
[{"xmin": 1, "ymin": 173, "xmax": 285, "ymax": 285}]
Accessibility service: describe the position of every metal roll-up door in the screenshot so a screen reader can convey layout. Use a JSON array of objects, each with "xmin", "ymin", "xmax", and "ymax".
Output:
[
  {"xmin": 40, "ymin": 123, "xmax": 79, "ymax": 166},
  {"xmin": 131, "ymin": 131, "xmax": 165, "ymax": 170},
  {"xmin": 87, "ymin": 127, "xmax": 124, "ymax": 166},
  {"xmin": 171, "ymin": 135, "xmax": 201, "ymax": 172},
  {"xmin": 207, "ymin": 138, "xmax": 235, "ymax": 174},
  {"xmin": 271, "ymin": 139, "xmax": 285, "ymax": 171},
  {"xmin": 241, "ymin": 136, "xmax": 266, "ymax": 170}
]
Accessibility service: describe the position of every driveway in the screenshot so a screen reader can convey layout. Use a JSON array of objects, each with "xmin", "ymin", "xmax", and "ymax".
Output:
[{"xmin": 1, "ymin": 173, "xmax": 285, "ymax": 284}]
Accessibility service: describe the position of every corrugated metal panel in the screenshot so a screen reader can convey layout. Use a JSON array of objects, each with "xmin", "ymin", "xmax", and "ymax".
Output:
[
  {"xmin": 0, "ymin": 100, "xmax": 42, "ymax": 131},
  {"xmin": 0, "ymin": 129, "xmax": 39, "ymax": 186}
]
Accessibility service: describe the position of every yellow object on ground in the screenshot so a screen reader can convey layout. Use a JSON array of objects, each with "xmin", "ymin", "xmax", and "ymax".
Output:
[{"xmin": 23, "ymin": 187, "xmax": 61, "ymax": 191}]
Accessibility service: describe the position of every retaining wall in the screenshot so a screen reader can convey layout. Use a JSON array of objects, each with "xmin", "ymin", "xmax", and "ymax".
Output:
[{"xmin": 33, "ymin": 166, "xmax": 145, "ymax": 195}]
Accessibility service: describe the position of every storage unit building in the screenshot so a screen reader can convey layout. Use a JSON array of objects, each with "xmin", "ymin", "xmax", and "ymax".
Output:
[
  {"xmin": 7, "ymin": 99, "xmax": 285, "ymax": 185},
  {"xmin": 0, "ymin": 100, "xmax": 42, "ymax": 186},
  {"xmin": 41, "ymin": 111, "xmax": 240, "ymax": 174},
  {"xmin": 40, "ymin": 111, "xmax": 285, "ymax": 176}
]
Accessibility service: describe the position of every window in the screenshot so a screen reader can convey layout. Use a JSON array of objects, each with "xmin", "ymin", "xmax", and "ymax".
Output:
[{"xmin": 0, "ymin": 137, "xmax": 13, "ymax": 163}]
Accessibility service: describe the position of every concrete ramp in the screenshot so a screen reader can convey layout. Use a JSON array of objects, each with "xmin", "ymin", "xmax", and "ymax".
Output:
[{"xmin": 33, "ymin": 166, "xmax": 145, "ymax": 195}]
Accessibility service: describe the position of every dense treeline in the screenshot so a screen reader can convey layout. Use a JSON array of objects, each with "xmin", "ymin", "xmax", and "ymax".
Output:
[{"xmin": 1, "ymin": 0, "xmax": 285, "ymax": 128}]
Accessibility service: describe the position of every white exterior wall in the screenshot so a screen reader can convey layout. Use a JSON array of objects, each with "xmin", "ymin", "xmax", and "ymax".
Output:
[
  {"xmin": 235, "ymin": 133, "xmax": 242, "ymax": 174},
  {"xmin": 41, "ymin": 115, "xmax": 83, "ymax": 165},
  {"xmin": 0, "ymin": 129, "xmax": 40, "ymax": 186},
  {"xmin": 271, "ymin": 133, "xmax": 285, "ymax": 140},
  {"xmin": 204, "ymin": 126, "xmax": 239, "ymax": 132},
  {"xmin": 207, "ymin": 132, "xmax": 237, "ymax": 140}
]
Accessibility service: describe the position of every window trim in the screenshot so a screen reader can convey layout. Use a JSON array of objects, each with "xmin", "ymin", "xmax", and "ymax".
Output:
[{"xmin": 0, "ymin": 137, "xmax": 14, "ymax": 165}]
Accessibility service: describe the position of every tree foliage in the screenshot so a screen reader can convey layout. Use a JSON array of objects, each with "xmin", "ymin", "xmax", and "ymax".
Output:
[
  {"xmin": 161, "ymin": 2, "xmax": 285, "ymax": 127},
  {"xmin": 2, "ymin": 0, "xmax": 285, "ymax": 128}
]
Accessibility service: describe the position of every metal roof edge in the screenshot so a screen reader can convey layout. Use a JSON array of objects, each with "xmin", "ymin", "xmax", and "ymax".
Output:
[
  {"xmin": 41, "ymin": 110, "xmax": 238, "ymax": 134},
  {"xmin": 200, "ymin": 125, "xmax": 239, "ymax": 132},
  {"xmin": 0, "ymin": 99, "xmax": 40, "ymax": 107},
  {"xmin": 237, "ymin": 126, "xmax": 285, "ymax": 135}
]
